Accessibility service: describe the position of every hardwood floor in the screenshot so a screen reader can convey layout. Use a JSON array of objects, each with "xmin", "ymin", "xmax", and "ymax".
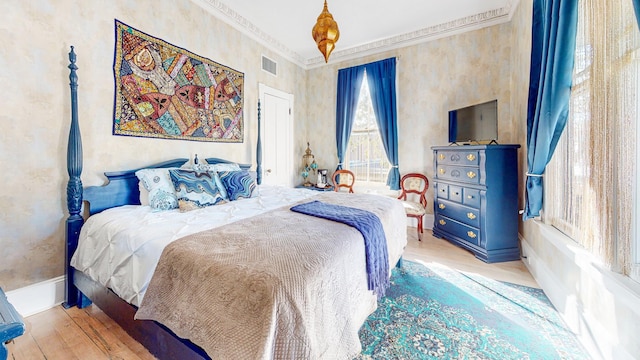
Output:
[
  {"xmin": 7, "ymin": 228, "xmax": 538, "ymax": 360},
  {"xmin": 7, "ymin": 303, "xmax": 156, "ymax": 360},
  {"xmin": 404, "ymin": 229, "xmax": 538, "ymax": 288}
]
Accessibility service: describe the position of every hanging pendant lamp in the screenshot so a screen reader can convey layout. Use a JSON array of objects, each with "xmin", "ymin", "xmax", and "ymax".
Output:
[{"xmin": 311, "ymin": 0, "xmax": 340, "ymax": 63}]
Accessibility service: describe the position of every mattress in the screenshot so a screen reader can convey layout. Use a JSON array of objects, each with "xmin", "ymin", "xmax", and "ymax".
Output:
[
  {"xmin": 70, "ymin": 185, "xmax": 407, "ymax": 307},
  {"xmin": 136, "ymin": 191, "xmax": 408, "ymax": 359}
]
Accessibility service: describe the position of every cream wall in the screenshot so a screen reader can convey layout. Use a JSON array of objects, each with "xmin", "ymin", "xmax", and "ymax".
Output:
[
  {"xmin": 5, "ymin": 3, "xmax": 635, "ymax": 357},
  {"xmin": 511, "ymin": 1, "xmax": 531, "ymax": 207},
  {"xmin": 0, "ymin": 0, "xmax": 522, "ymax": 291},
  {"xmin": 0, "ymin": 0, "xmax": 306, "ymax": 291},
  {"xmin": 303, "ymin": 22, "xmax": 519, "ymax": 205}
]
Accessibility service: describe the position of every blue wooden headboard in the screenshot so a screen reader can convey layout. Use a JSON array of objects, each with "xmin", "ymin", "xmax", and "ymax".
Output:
[
  {"xmin": 82, "ymin": 158, "xmax": 251, "ymax": 216},
  {"xmin": 83, "ymin": 159, "xmax": 188, "ymax": 215}
]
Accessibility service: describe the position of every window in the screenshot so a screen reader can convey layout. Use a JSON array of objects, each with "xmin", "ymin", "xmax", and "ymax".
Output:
[
  {"xmin": 545, "ymin": 0, "xmax": 640, "ymax": 281},
  {"xmin": 344, "ymin": 71, "xmax": 390, "ymax": 185}
]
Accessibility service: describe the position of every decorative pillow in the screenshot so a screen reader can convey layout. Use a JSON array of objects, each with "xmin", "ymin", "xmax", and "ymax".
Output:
[
  {"xmin": 190, "ymin": 164, "xmax": 229, "ymax": 201},
  {"xmin": 218, "ymin": 170, "xmax": 257, "ymax": 201},
  {"xmin": 205, "ymin": 162, "xmax": 242, "ymax": 172},
  {"xmin": 135, "ymin": 168, "xmax": 179, "ymax": 211},
  {"xmin": 169, "ymin": 169, "xmax": 226, "ymax": 212},
  {"xmin": 139, "ymin": 181, "xmax": 150, "ymax": 206}
]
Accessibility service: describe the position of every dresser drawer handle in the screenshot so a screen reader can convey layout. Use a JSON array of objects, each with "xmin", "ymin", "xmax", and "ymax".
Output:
[
  {"xmin": 467, "ymin": 195, "xmax": 474, "ymax": 199},
  {"xmin": 439, "ymin": 153, "xmax": 445, "ymax": 160},
  {"xmin": 466, "ymin": 171, "xmax": 476, "ymax": 179},
  {"xmin": 467, "ymin": 231, "xmax": 477, "ymax": 239},
  {"xmin": 439, "ymin": 168, "xmax": 446, "ymax": 175},
  {"xmin": 439, "ymin": 219, "xmax": 446, "ymax": 226},
  {"xmin": 467, "ymin": 212, "xmax": 476, "ymax": 220},
  {"xmin": 439, "ymin": 203, "xmax": 446, "ymax": 209},
  {"xmin": 466, "ymin": 153, "xmax": 476, "ymax": 161}
]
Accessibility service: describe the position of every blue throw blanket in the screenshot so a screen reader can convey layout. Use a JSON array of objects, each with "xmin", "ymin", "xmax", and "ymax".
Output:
[{"xmin": 290, "ymin": 200, "xmax": 389, "ymax": 298}]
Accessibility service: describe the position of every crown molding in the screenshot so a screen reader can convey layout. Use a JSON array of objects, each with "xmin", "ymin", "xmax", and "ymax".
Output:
[
  {"xmin": 192, "ymin": 0, "xmax": 519, "ymax": 70},
  {"xmin": 307, "ymin": 0, "xmax": 519, "ymax": 68},
  {"xmin": 190, "ymin": 0, "xmax": 307, "ymax": 67}
]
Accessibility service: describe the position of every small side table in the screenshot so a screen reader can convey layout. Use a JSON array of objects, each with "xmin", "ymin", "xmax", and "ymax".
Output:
[
  {"xmin": 296, "ymin": 185, "xmax": 334, "ymax": 192},
  {"xmin": 0, "ymin": 287, "xmax": 25, "ymax": 359}
]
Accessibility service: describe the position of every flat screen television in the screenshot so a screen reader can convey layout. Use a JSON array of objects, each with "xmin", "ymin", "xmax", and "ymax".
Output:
[{"xmin": 448, "ymin": 99, "xmax": 498, "ymax": 144}]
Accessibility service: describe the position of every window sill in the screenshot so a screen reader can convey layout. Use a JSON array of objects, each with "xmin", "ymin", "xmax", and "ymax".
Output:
[
  {"xmin": 531, "ymin": 219, "xmax": 640, "ymax": 297},
  {"xmin": 355, "ymin": 182, "xmax": 398, "ymax": 197},
  {"xmin": 521, "ymin": 219, "xmax": 640, "ymax": 359}
]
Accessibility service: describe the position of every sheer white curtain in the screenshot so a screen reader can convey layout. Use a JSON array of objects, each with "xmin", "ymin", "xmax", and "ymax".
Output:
[{"xmin": 545, "ymin": 0, "xmax": 640, "ymax": 278}]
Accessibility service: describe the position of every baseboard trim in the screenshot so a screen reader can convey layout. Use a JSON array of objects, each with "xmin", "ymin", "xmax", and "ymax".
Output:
[
  {"xmin": 406, "ymin": 214, "xmax": 434, "ymax": 230},
  {"xmin": 424, "ymin": 214, "xmax": 434, "ymax": 230},
  {"xmin": 6, "ymin": 276, "xmax": 65, "ymax": 317}
]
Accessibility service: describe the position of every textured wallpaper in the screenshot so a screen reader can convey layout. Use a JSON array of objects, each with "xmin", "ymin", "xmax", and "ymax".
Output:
[
  {"xmin": 512, "ymin": 0, "xmax": 533, "ymax": 212},
  {"xmin": 0, "ymin": 0, "xmax": 305, "ymax": 291},
  {"xmin": 0, "ymin": 0, "xmax": 528, "ymax": 291},
  {"xmin": 302, "ymin": 20, "xmax": 520, "ymax": 208}
]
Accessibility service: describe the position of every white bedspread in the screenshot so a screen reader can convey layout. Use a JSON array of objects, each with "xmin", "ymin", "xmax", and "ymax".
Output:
[{"xmin": 70, "ymin": 185, "xmax": 407, "ymax": 307}]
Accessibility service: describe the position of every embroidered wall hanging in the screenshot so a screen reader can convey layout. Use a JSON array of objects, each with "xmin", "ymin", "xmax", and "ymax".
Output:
[{"xmin": 113, "ymin": 20, "xmax": 244, "ymax": 142}]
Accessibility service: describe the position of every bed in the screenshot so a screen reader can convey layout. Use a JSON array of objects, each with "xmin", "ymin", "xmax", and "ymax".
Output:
[{"xmin": 63, "ymin": 47, "xmax": 407, "ymax": 359}]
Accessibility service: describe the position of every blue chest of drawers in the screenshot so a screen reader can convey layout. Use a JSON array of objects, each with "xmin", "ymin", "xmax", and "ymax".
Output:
[{"xmin": 432, "ymin": 145, "xmax": 520, "ymax": 263}]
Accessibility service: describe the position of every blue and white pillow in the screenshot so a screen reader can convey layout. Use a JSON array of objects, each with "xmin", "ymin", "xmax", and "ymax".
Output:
[
  {"xmin": 190, "ymin": 164, "xmax": 232, "ymax": 201},
  {"xmin": 218, "ymin": 170, "xmax": 257, "ymax": 201},
  {"xmin": 194, "ymin": 162, "xmax": 241, "ymax": 173},
  {"xmin": 169, "ymin": 169, "xmax": 226, "ymax": 212},
  {"xmin": 135, "ymin": 168, "xmax": 179, "ymax": 211}
]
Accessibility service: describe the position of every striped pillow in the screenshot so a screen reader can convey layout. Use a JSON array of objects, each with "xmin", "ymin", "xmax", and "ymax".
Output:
[
  {"xmin": 218, "ymin": 170, "xmax": 257, "ymax": 201},
  {"xmin": 169, "ymin": 169, "xmax": 226, "ymax": 212}
]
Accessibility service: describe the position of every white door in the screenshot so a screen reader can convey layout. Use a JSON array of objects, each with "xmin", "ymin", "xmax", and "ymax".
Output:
[{"xmin": 259, "ymin": 84, "xmax": 293, "ymax": 186}]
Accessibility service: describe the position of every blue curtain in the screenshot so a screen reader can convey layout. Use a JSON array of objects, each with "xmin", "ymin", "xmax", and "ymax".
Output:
[
  {"xmin": 523, "ymin": 0, "xmax": 578, "ymax": 220},
  {"xmin": 634, "ymin": 0, "xmax": 640, "ymax": 29},
  {"xmin": 335, "ymin": 66, "xmax": 365, "ymax": 172},
  {"xmin": 365, "ymin": 58, "xmax": 401, "ymax": 190}
]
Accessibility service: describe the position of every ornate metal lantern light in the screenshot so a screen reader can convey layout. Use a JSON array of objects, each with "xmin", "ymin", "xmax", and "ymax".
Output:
[
  {"xmin": 301, "ymin": 142, "xmax": 317, "ymax": 186},
  {"xmin": 312, "ymin": 0, "xmax": 340, "ymax": 63}
]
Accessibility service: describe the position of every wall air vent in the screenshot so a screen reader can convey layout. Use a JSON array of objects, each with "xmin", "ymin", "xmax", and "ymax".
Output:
[{"xmin": 261, "ymin": 55, "xmax": 277, "ymax": 76}]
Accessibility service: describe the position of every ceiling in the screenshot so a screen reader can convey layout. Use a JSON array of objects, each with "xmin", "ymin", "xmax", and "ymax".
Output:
[{"xmin": 192, "ymin": 0, "xmax": 519, "ymax": 68}]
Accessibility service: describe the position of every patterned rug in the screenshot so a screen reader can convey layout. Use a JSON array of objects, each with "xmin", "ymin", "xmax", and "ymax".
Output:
[{"xmin": 356, "ymin": 260, "xmax": 590, "ymax": 359}]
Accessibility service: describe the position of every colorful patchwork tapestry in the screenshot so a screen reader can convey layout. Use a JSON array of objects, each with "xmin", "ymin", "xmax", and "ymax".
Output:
[{"xmin": 113, "ymin": 20, "xmax": 244, "ymax": 142}]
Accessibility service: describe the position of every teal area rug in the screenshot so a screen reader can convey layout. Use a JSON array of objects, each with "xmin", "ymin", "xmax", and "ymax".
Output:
[{"xmin": 357, "ymin": 260, "xmax": 589, "ymax": 359}]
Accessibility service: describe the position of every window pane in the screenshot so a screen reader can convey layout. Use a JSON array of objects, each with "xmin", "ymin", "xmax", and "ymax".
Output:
[
  {"xmin": 344, "ymin": 72, "xmax": 390, "ymax": 184},
  {"xmin": 544, "ymin": 0, "xmax": 639, "ymax": 279}
]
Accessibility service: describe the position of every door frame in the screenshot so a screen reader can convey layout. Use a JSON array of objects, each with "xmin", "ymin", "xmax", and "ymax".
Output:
[{"xmin": 258, "ymin": 83, "xmax": 294, "ymax": 187}]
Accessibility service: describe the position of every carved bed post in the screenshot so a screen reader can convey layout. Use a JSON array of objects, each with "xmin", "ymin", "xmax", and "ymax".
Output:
[
  {"xmin": 256, "ymin": 100, "xmax": 262, "ymax": 185},
  {"xmin": 63, "ymin": 46, "xmax": 84, "ymax": 308}
]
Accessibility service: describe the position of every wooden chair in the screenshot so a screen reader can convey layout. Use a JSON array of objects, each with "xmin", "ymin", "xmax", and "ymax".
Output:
[
  {"xmin": 397, "ymin": 173, "xmax": 429, "ymax": 241},
  {"xmin": 332, "ymin": 169, "xmax": 355, "ymax": 193}
]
